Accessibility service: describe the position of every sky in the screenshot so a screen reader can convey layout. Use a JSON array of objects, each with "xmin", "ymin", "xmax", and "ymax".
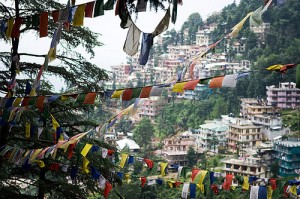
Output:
[{"xmin": 1, "ymin": 0, "xmax": 240, "ymax": 92}]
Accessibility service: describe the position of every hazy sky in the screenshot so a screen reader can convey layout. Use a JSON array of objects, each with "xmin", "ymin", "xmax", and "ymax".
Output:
[{"xmin": 1, "ymin": 0, "xmax": 240, "ymax": 91}]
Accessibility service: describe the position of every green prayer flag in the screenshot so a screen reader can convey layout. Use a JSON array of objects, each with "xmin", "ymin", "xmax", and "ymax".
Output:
[
  {"xmin": 103, "ymin": 0, "xmax": 114, "ymax": 10},
  {"xmin": 32, "ymin": 14, "xmax": 39, "ymax": 28},
  {"xmin": 296, "ymin": 64, "xmax": 300, "ymax": 89},
  {"xmin": 115, "ymin": 151, "xmax": 119, "ymax": 163},
  {"xmin": 75, "ymin": 94, "xmax": 87, "ymax": 104},
  {"xmin": 43, "ymin": 108, "xmax": 51, "ymax": 119},
  {"xmin": 132, "ymin": 88, "xmax": 142, "ymax": 99},
  {"xmin": 94, "ymin": 0, "xmax": 104, "ymax": 17},
  {"xmin": 28, "ymin": 97, "xmax": 37, "ymax": 106}
]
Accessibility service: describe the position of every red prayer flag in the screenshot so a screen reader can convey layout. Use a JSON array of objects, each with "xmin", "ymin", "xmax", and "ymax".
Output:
[
  {"xmin": 115, "ymin": 0, "xmax": 120, "ymax": 16},
  {"xmin": 21, "ymin": 97, "xmax": 30, "ymax": 107},
  {"xmin": 36, "ymin": 96, "xmax": 46, "ymax": 109},
  {"xmin": 222, "ymin": 174, "xmax": 233, "ymax": 190},
  {"xmin": 270, "ymin": 178, "xmax": 276, "ymax": 190},
  {"xmin": 143, "ymin": 158, "xmax": 153, "ymax": 169},
  {"xmin": 83, "ymin": 92, "xmax": 97, "ymax": 104},
  {"xmin": 107, "ymin": 149, "xmax": 114, "ymax": 156},
  {"xmin": 85, "ymin": 1, "xmax": 95, "ymax": 17},
  {"xmin": 140, "ymin": 86, "xmax": 152, "ymax": 98},
  {"xmin": 209, "ymin": 76, "xmax": 224, "ymax": 88},
  {"xmin": 122, "ymin": 89, "xmax": 133, "ymax": 101},
  {"xmin": 68, "ymin": 143, "xmax": 76, "ymax": 159},
  {"xmin": 103, "ymin": 181, "xmax": 113, "ymax": 199},
  {"xmin": 39, "ymin": 12, "xmax": 48, "ymax": 37},
  {"xmin": 191, "ymin": 168, "xmax": 200, "ymax": 182},
  {"xmin": 11, "ymin": 17, "xmax": 23, "ymax": 38},
  {"xmin": 49, "ymin": 163, "xmax": 60, "ymax": 171},
  {"xmin": 141, "ymin": 177, "xmax": 147, "ymax": 187},
  {"xmin": 183, "ymin": 79, "xmax": 199, "ymax": 90},
  {"xmin": 52, "ymin": 10, "xmax": 59, "ymax": 22}
]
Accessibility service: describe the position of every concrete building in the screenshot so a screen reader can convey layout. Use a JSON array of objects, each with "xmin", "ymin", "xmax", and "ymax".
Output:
[
  {"xmin": 273, "ymin": 137, "xmax": 300, "ymax": 177},
  {"xmin": 227, "ymin": 118, "xmax": 263, "ymax": 152},
  {"xmin": 222, "ymin": 156, "xmax": 270, "ymax": 179},
  {"xmin": 138, "ymin": 97, "xmax": 166, "ymax": 122},
  {"xmin": 116, "ymin": 138, "xmax": 140, "ymax": 152},
  {"xmin": 195, "ymin": 29, "xmax": 212, "ymax": 47},
  {"xmin": 192, "ymin": 120, "xmax": 228, "ymax": 151},
  {"xmin": 250, "ymin": 23, "xmax": 270, "ymax": 42},
  {"xmin": 162, "ymin": 131, "xmax": 196, "ymax": 166},
  {"xmin": 266, "ymin": 82, "xmax": 300, "ymax": 109},
  {"xmin": 240, "ymin": 98, "xmax": 275, "ymax": 118}
]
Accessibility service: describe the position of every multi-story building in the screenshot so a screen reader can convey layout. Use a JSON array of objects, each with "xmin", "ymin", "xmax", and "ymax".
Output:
[
  {"xmin": 240, "ymin": 98, "xmax": 275, "ymax": 118},
  {"xmin": 222, "ymin": 156, "xmax": 270, "ymax": 179},
  {"xmin": 250, "ymin": 23, "xmax": 270, "ymax": 42},
  {"xmin": 195, "ymin": 29, "xmax": 212, "ymax": 47},
  {"xmin": 111, "ymin": 64, "xmax": 131, "ymax": 84},
  {"xmin": 273, "ymin": 137, "xmax": 300, "ymax": 177},
  {"xmin": 266, "ymin": 82, "xmax": 300, "ymax": 109},
  {"xmin": 162, "ymin": 131, "xmax": 196, "ymax": 166},
  {"xmin": 251, "ymin": 114, "xmax": 290, "ymax": 140},
  {"xmin": 227, "ymin": 118, "xmax": 263, "ymax": 152},
  {"xmin": 138, "ymin": 97, "xmax": 166, "ymax": 121},
  {"xmin": 192, "ymin": 120, "xmax": 228, "ymax": 151}
]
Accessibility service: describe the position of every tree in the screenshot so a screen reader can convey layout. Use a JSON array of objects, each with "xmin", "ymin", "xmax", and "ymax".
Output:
[
  {"xmin": 115, "ymin": 117, "xmax": 133, "ymax": 136},
  {"xmin": 132, "ymin": 118, "xmax": 154, "ymax": 151},
  {"xmin": 0, "ymin": 1, "xmax": 123, "ymax": 198},
  {"xmin": 186, "ymin": 145, "xmax": 197, "ymax": 168}
]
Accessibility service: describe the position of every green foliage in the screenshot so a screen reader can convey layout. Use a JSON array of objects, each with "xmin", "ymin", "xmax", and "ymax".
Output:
[
  {"xmin": 133, "ymin": 118, "xmax": 154, "ymax": 150},
  {"xmin": 187, "ymin": 146, "xmax": 197, "ymax": 168}
]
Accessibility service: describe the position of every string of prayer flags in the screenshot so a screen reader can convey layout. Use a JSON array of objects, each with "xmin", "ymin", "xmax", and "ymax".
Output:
[
  {"xmin": 73, "ymin": 4, "xmax": 85, "ymax": 26},
  {"xmin": 228, "ymin": 12, "xmax": 253, "ymax": 38},
  {"xmin": 80, "ymin": 143, "xmax": 93, "ymax": 157}
]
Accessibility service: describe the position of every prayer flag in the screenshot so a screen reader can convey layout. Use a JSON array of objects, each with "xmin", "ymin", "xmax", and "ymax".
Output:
[
  {"xmin": 32, "ymin": 14, "xmax": 39, "ymax": 28},
  {"xmin": 21, "ymin": 97, "xmax": 30, "ymax": 107},
  {"xmin": 73, "ymin": 4, "xmax": 85, "ymax": 26},
  {"xmin": 266, "ymin": 64, "xmax": 282, "ymax": 71},
  {"xmin": 258, "ymin": 186, "xmax": 267, "ymax": 199},
  {"xmin": 150, "ymin": 86, "xmax": 163, "ymax": 96},
  {"xmin": 132, "ymin": 88, "xmax": 142, "ymax": 98},
  {"xmin": 189, "ymin": 183, "xmax": 196, "ymax": 199},
  {"xmin": 82, "ymin": 157, "xmax": 90, "ymax": 173},
  {"xmin": 171, "ymin": 0, "xmax": 177, "ymax": 24},
  {"xmin": 81, "ymin": 143, "xmax": 93, "ymax": 157},
  {"xmin": 85, "ymin": 1, "xmax": 95, "ymax": 17},
  {"xmin": 196, "ymin": 170, "xmax": 208, "ymax": 193},
  {"xmin": 228, "ymin": 12, "xmax": 252, "ymax": 38},
  {"xmin": 103, "ymin": 181, "xmax": 112, "ymax": 199},
  {"xmin": 122, "ymin": 89, "xmax": 133, "ymax": 101},
  {"xmin": 182, "ymin": 182, "xmax": 189, "ymax": 199},
  {"xmin": 160, "ymin": 162, "xmax": 168, "ymax": 176},
  {"xmin": 39, "ymin": 12, "xmax": 48, "ymax": 37},
  {"xmin": 13, "ymin": 97, "xmax": 22, "ymax": 107},
  {"xmin": 6, "ymin": 18, "xmax": 14, "ymax": 38},
  {"xmin": 103, "ymin": 0, "xmax": 114, "ymax": 10},
  {"xmin": 140, "ymin": 86, "xmax": 152, "ymax": 98},
  {"xmin": 25, "ymin": 122, "xmax": 30, "ymax": 139},
  {"xmin": 37, "ymin": 127, "xmax": 43, "ymax": 139},
  {"xmin": 296, "ymin": 65, "xmax": 300, "ymax": 89},
  {"xmin": 183, "ymin": 80, "xmax": 199, "ymax": 90},
  {"xmin": 280, "ymin": 63, "xmax": 297, "ymax": 73},
  {"xmin": 75, "ymin": 93, "xmax": 86, "ymax": 104},
  {"xmin": 83, "ymin": 92, "xmax": 97, "ymax": 104},
  {"xmin": 143, "ymin": 158, "xmax": 153, "ymax": 169},
  {"xmin": 172, "ymin": 82, "xmax": 187, "ymax": 93},
  {"xmin": 11, "ymin": 17, "xmax": 22, "ymax": 38},
  {"xmin": 250, "ymin": 6, "xmax": 263, "ymax": 27},
  {"xmin": 199, "ymin": 77, "xmax": 212, "ymax": 85},
  {"xmin": 123, "ymin": 21, "xmax": 141, "ymax": 56},
  {"xmin": 52, "ymin": 10, "xmax": 59, "ymax": 22},
  {"xmin": 209, "ymin": 76, "xmax": 225, "ymax": 88},
  {"xmin": 91, "ymin": 165, "xmax": 100, "ymax": 179},
  {"xmin": 35, "ymin": 160, "xmax": 45, "ymax": 168},
  {"xmin": 94, "ymin": 0, "xmax": 104, "ymax": 17},
  {"xmin": 191, "ymin": 168, "xmax": 200, "ymax": 182},
  {"xmin": 119, "ymin": 153, "xmax": 128, "ymax": 168},
  {"xmin": 128, "ymin": 155, "xmax": 134, "ymax": 164},
  {"xmin": 51, "ymin": 114, "xmax": 60, "ymax": 131},
  {"xmin": 141, "ymin": 177, "xmax": 147, "ymax": 187},
  {"xmin": 242, "ymin": 176, "xmax": 249, "ymax": 190},
  {"xmin": 222, "ymin": 174, "xmax": 233, "ymax": 190},
  {"xmin": 267, "ymin": 186, "xmax": 273, "ymax": 199},
  {"xmin": 111, "ymin": 89, "xmax": 124, "ymax": 98},
  {"xmin": 138, "ymin": 33, "xmax": 154, "ymax": 65},
  {"xmin": 36, "ymin": 96, "xmax": 46, "ymax": 109},
  {"xmin": 153, "ymin": 7, "xmax": 170, "ymax": 36},
  {"xmin": 222, "ymin": 73, "xmax": 238, "ymax": 88}
]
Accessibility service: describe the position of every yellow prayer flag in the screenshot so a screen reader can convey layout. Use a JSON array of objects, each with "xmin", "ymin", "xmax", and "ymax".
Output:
[
  {"xmin": 82, "ymin": 157, "xmax": 90, "ymax": 173},
  {"xmin": 290, "ymin": 185, "xmax": 297, "ymax": 196},
  {"xmin": 172, "ymin": 82, "xmax": 188, "ymax": 93},
  {"xmin": 51, "ymin": 114, "xmax": 60, "ymax": 131},
  {"xmin": 160, "ymin": 162, "xmax": 168, "ymax": 176},
  {"xmin": 8, "ymin": 109, "xmax": 17, "ymax": 122},
  {"xmin": 29, "ymin": 148, "xmax": 43, "ymax": 164},
  {"xmin": 6, "ymin": 18, "xmax": 14, "ymax": 38},
  {"xmin": 122, "ymin": 104, "xmax": 134, "ymax": 115},
  {"xmin": 73, "ymin": 4, "xmax": 85, "ymax": 26},
  {"xmin": 61, "ymin": 95, "xmax": 69, "ymax": 101},
  {"xmin": 125, "ymin": 173, "xmax": 131, "ymax": 184},
  {"xmin": 13, "ymin": 97, "xmax": 22, "ymax": 107},
  {"xmin": 48, "ymin": 48, "xmax": 56, "ymax": 62},
  {"xmin": 167, "ymin": 180, "xmax": 174, "ymax": 188},
  {"xmin": 25, "ymin": 122, "xmax": 30, "ymax": 139},
  {"xmin": 228, "ymin": 12, "xmax": 253, "ymax": 38},
  {"xmin": 35, "ymin": 160, "xmax": 45, "ymax": 168},
  {"xmin": 196, "ymin": 170, "xmax": 208, "ymax": 193},
  {"xmin": 242, "ymin": 176, "xmax": 249, "ymax": 190},
  {"xmin": 29, "ymin": 88, "xmax": 37, "ymax": 96},
  {"xmin": 81, "ymin": 143, "xmax": 93, "ymax": 157},
  {"xmin": 111, "ymin": 89, "xmax": 124, "ymax": 98},
  {"xmin": 267, "ymin": 186, "xmax": 273, "ymax": 199},
  {"xmin": 119, "ymin": 153, "xmax": 129, "ymax": 168},
  {"xmin": 266, "ymin": 64, "xmax": 283, "ymax": 71}
]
